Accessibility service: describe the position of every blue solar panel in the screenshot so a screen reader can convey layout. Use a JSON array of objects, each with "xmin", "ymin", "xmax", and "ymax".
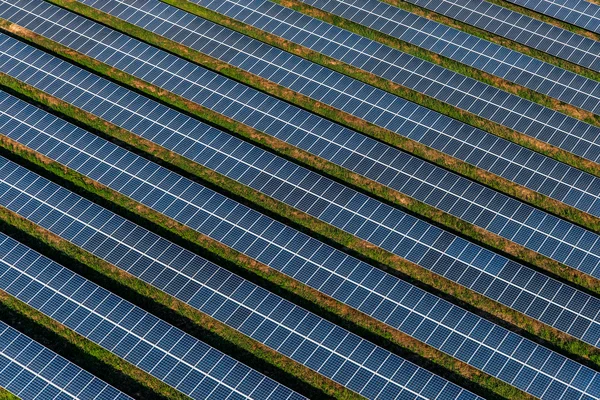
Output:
[
  {"xmin": 397, "ymin": 0, "xmax": 600, "ymax": 71},
  {"xmin": 3, "ymin": 10, "xmax": 600, "ymax": 291},
  {"xmin": 195, "ymin": 0, "xmax": 600, "ymax": 116},
  {"xmin": 0, "ymin": 320, "xmax": 132, "ymax": 400},
  {"xmin": 2, "ymin": 31, "xmax": 600, "ymax": 346},
  {"xmin": 1, "ymin": 94, "xmax": 599, "ymax": 399},
  {"xmin": 0, "ymin": 160, "xmax": 485, "ymax": 400},
  {"xmin": 0, "ymin": 231, "xmax": 306, "ymax": 400},
  {"xmin": 506, "ymin": 0, "xmax": 600, "ymax": 33},
  {"xmin": 65, "ymin": 0, "xmax": 600, "ymax": 187}
]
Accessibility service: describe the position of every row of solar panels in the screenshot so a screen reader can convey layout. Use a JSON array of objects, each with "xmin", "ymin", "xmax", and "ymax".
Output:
[
  {"xmin": 400, "ymin": 0, "xmax": 600, "ymax": 70},
  {"xmin": 87, "ymin": 0, "xmax": 600, "ymax": 169},
  {"xmin": 2, "ymin": 4, "xmax": 600, "ymax": 349},
  {"xmin": 0, "ymin": 0, "xmax": 598, "ymax": 398},
  {"xmin": 0, "ymin": 88, "xmax": 598, "ymax": 398},
  {"xmin": 8, "ymin": 0, "xmax": 600, "ymax": 287},
  {"xmin": 507, "ymin": 0, "xmax": 600, "ymax": 33}
]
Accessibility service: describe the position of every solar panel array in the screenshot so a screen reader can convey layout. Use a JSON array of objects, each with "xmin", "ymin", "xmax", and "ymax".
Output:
[
  {"xmin": 1, "ymin": 0, "xmax": 599, "ymax": 398},
  {"xmin": 0, "ymin": 159, "xmax": 491, "ymax": 400},
  {"xmin": 0, "ymin": 319, "xmax": 132, "ymax": 400},
  {"xmin": 73, "ymin": 0, "xmax": 600, "ymax": 171},
  {"xmin": 4, "ymin": 6, "xmax": 600, "ymax": 283},
  {"xmin": 398, "ymin": 0, "xmax": 600, "ymax": 71},
  {"xmin": 3, "ymin": 31, "xmax": 600, "ymax": 346},
  {"xmin": 0, "ymin": 229, "xmax": 306, "ymax": 400},
  {"xmin": 3, "ymin": 103, "xmax": 600, "ymax": 400},
  {"xmin": 5, "ymin": 89, "xmax": 600, "ymax": 399},
  {"xmin": 263, "ymin": 0, "xmax": 600, "ymax": 114},
  {"xmin": 506, "ymin": 0, "xmax": 600, "ymax": 34}
]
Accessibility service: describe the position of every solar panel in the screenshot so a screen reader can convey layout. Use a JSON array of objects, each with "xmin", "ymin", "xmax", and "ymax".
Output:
[
  {"xmin": 252, "ymin": 0, "xmax": 600, "ymax": 114},
  {"xmin": 2, "ymin": 32, "xmax": 600, "ymax": 344},
  {"xmin": 0, "ymin": 160, "xmax": 488, "ymax": 400},
  {"xmin": 65, "ymin": 0, "xmax": 600, "ymax": 181},
  {"xmin": 3, "ymin": 12, "xmax": 600, "ymax": 287},
  {"xmin": 0, "ymin": 320, "xmax": 132, "ymax": 400},
  {"xmin": 1, "ymin": 97, "xmax": 599, "ymax": 400},
  {"xmin": 396, "ymin": 0, "xmax": 600, "ymax": 71},
  {"xmin": 0, "ymin": 232, "xmax": 306, "ymax": 400},
  {"xmin": 506, "ymin": 0, "xmax": 600, "ymax": 33}
]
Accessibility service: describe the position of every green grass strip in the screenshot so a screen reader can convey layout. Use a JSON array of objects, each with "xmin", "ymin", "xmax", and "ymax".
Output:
[{"xmin": 0, "ymin": 385, "xmax": 20, "ymax": 399}]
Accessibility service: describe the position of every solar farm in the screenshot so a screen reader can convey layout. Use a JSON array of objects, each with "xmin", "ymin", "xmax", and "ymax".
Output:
[{"xmin": 0, "ymin": 0, "xmax": 599, "ymax": 399}]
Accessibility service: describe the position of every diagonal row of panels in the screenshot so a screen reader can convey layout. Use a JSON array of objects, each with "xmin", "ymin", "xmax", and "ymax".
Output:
[
  {"xmin": 4, "ymin": 6, "xmax": 600, "ymax": 286},
  {"xmin": 2, "ymin": 25, "xmax": 600, "ymax": 345},
  {"xmin": 506, "ymin": 0, "xmax": 600, "ymax": 33},
  {"xmin": 0, "ymin": 319, "xmax": 132, "ymax": 400},
  {"xmin": 1, "ymin": 1, "xmax": 598, "ymax": 399},
  {"xmin": 173, "ymin": 0, "xmax": 600, "ymax": 202},
  {"xmin": 205, "ymin": 0, "xmax": 600, "ymax": 116},
  {"xmin": 71, "ymin": 0, "xmax": 600, "ymax": 173},
  {"xmin": 3, "ymin": 29, "xmax": 600, "ymax": 348},
  {"xmin": 0, "ymin": 228, "xmax": 308, "ymax": 400},
  {"xmin": 397, "ymin": 0, "xmax": 600, "ymax": 71},
  {"xmin": 2, "ymin": 90, "xmax": 600, "ymax": 399},
  {"xmin": 0, "ymin": 157, "xmax": 484, "ymax": 400},
  {"xmin": 3, "ymin": 0, "xmax": 600, "ymax": 396}
]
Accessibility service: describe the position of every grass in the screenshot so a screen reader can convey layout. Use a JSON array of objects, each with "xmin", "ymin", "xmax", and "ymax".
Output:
[
  {"xmin": 3, "ymin": 22, "xmax": 600, "ymax": 295},
  {"xmin": 0, "ymin": 389, "xmax": 18, "ymax": 400}
]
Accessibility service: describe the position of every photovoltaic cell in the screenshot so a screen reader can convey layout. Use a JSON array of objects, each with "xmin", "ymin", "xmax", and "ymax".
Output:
[
  {"xmin": 0, "ymin": 320, "xmax": 132, "ymax": 400},
  {"xmin": 0, "ymin": 231, "xmax": 306, "ymax": 400},
  {"xmin": 266, "ymin": 0, "xmax": 600, "ymax": 114},
  {"xmin": 68, "ymin": 0, "xmax": 600, "ymax": 185},
  {"xmin": 398, "ymin": 0, "xmax": 600, "ymax": 71},
  {"xmin": 0, "ymin": 161, "xmax": 485, "ymax": 400},
  {"xmin": 505, "ymin": 0, "xmax": 600, "ymax": 33},
  {"xmin": 3, "ymin": 10, "xmax": 600, "ymax": 285},
  {"xmin": 2, "ymin": 33, "xmax": 600, "ymax": 344},
  {"xmin": 1, "ymin": 96, "xmax": 599, "ymax": 399}
]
